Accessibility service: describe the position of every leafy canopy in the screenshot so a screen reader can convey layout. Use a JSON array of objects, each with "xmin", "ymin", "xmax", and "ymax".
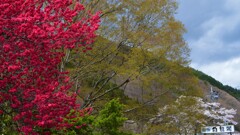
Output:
[{"xmin": 0, "ymin": 0, "xmax": 100, "ymax": 134}]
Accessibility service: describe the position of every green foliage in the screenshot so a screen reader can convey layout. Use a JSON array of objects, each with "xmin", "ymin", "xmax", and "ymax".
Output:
[
  {"xmin": 53, "ymin": 99, "xmax": 131, "ymax": 135},
  {"xmin": 192, "ymin": 68, "xmax": 240, "ymax": 100},
  {"xmin": 0, "ymin": 102, "xmax": 18, "ymax": 134},
  {"xmin": 64, "ymin": 0, "xmax": 196, "ymax": 109},
  {"xmin": 94, "ymin": 99, "xmax": 129, "ymax": 135},
  {"xmin": 0, "ymin": 113, "xmax": 18, "ymax": 135},
  {"xmin": 65, "ymin": 111, "xmax": 95, "ymax": 135}
]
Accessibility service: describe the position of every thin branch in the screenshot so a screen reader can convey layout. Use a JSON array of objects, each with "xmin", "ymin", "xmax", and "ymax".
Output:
[
  {"xmin": 82, "ymin": 77, "xmax": 130, "ymax": 108},
  {"xmin": 124, "ymin": 89, "xmax": 170, "ymax": 113}
]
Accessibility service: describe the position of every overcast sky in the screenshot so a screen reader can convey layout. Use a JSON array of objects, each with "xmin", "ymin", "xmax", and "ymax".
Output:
[{"xmin": 176, "ymin": 0, "xmax": 240, "ymax": 88}]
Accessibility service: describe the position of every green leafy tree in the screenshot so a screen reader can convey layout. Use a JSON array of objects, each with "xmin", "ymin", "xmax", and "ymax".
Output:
[
  {"xmin": 65, "ymin": 0, "xmax": 197, "ymax": 109},
  {"xmin": 94, "ymin": 99, "xmax": 129, "ymax": 135},
  {"xmin": 54, "ymin": 99, "xmax": 131, "ymax": 135},
  {"xmin": 61, "ymin": 2, "xmax": 203, "ymax": 132},
  {"xmin": 58, "ymin": 1, "xmax": 203, "ymax": 133}
]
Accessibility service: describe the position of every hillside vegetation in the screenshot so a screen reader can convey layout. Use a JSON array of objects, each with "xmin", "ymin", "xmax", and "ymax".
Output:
[{"xmin": 192, "ymin": 69, "xmax": 240, "ymax": 100}]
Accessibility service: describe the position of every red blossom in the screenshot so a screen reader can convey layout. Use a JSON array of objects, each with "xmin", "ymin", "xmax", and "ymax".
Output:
[{"xmin": 0, "ymin": 0, "xmax": 100, "ymax": 134}]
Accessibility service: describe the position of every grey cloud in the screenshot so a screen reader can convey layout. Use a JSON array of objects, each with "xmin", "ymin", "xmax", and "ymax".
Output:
[
  {"xmin": 191, "ymin": 56, "xmax": 240, "ymax": 88},
  {"xmin": 176, "ymin": 0, "xmax": 225, "ymax": 40},
  {"xmin": 176, "ymin": 0, "xmax": 240, "ymax": 87}
]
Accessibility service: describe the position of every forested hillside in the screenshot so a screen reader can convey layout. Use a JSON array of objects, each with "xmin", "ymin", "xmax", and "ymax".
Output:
[{"xmin": 193, "ymin": 69, "xmax": 240, "ymax": 100}]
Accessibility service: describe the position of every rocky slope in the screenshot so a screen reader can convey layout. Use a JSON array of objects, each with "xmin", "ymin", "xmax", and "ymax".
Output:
[
  {"xmin": 199, "ymin": 80, "xmax": 240, "ymax": 131},
  {"xmin": 121, "ymin": 78, "xmax": 240, "ymax": 132}
]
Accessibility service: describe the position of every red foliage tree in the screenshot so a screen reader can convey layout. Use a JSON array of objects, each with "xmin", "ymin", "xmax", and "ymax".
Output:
[{"xmin": 0, "ymin": 0, "xmax": 100, "ymax": 133}]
